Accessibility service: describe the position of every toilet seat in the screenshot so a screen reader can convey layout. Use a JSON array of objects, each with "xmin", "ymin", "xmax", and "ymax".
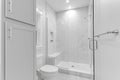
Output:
[{"xmin": 40, "ymin": 65, "xmax": 58, "ymax": 73}]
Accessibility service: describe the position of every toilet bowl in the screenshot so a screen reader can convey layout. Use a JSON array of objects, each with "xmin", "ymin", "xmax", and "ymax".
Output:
[{"xmin": 37, "ymin": 65, "xmax": 58, "ymax": 80}]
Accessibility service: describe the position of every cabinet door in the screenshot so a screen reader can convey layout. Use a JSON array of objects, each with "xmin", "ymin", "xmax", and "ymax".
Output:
[
  {"xmin": 5, "ymin": 0, "xmax": 35, "ymax": 25},
  {"xmin": 5, "ymin": 22, "xmax": 36, "ymax": 80}
]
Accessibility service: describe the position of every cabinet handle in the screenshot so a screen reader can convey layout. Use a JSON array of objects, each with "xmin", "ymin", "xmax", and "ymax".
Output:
[
  {"xmin": 8, "ymin": 27, "xmax": 12, "ymax": 40},
  {"xmin": 8, "ymin": 0, "xmax": 12, "ymax": 13}
]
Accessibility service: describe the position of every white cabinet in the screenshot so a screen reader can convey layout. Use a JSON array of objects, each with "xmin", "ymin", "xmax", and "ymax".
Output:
[
  {"xmin": 5, "ymin": 0, "xmax": 35, "ymax": 25},
  {"xmin": 5, "ymin": 22, "xmax": 36, "ymax": 80}
]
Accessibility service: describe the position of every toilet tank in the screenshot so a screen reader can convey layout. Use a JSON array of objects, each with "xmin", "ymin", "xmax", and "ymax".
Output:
[
  {"xmin": 47, "ymin": 52, "xmax": 61, "ymax": 65},
  {"xmin": 36, "ymin": 54, "xmax": 46, "ymax": 69}
]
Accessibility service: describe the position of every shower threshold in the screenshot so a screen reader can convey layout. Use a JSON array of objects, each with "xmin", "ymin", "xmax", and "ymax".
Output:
[{"xmin": 57, "ymin": 61, "xmax": 93, "ymax": 79}]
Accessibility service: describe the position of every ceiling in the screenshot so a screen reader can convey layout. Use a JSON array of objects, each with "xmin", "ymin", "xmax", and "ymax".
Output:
[{"xmin": 46, "ymin": 0, "xmax": 90, "ymax": 12}]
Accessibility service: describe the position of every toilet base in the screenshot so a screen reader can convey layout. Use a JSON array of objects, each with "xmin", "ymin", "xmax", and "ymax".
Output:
[
  {"xmin": 38, "ymin": 74, "xmax": 56, "ymax": 80},
  {"xmin": 38, "ymin": 74, "xmax": 58, "ymax": 80},
  {"xmin": 37, "ymin": 65, "xmax": 58, "ymax": 80}
]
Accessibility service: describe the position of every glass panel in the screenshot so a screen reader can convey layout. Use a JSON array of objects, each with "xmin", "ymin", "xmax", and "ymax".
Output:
[
  {"xmin": 36, "ymin": 0, "xmax": 94, "ymax": 80},
  {"xmin": 94, "ymin": 0, "xmax": 120, "ymax": 80}
]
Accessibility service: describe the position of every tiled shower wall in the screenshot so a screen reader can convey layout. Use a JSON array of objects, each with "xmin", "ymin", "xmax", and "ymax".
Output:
[
  {"xmin": 36, "ymin": 0, "xmax": 57, "ymax": 67},
  {"xmin": 56, "ymin": 7, "xmax": 91, "ymax": 64},
  {"xmin": 47, "ymin": 4, "xmax": 57, "ymax": 56},
  {"xmin": 36, "ymin": 1, "xmax": 92, "ymax": 66}
]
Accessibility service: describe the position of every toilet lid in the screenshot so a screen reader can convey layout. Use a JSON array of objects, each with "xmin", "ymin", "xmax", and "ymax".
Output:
[{"xmin": 40, "ymin": 65, "xmax": 58, "ymax": 73}]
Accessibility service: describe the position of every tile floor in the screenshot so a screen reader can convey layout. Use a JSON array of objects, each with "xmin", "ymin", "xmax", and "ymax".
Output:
[
  {"xmin": 0, "ymin": 69, "xmax": 91, "ymax": 80},
  {"xmin": 38, "ymin": 72, "xmax": 91, "ymax": 80},
  {"xmin": 54, "ymin": 73, "xmax": 91, "ymax": 80},
  {"xmin": 0, "ymin": 68, "xmax": 92, "ymax": 80}
]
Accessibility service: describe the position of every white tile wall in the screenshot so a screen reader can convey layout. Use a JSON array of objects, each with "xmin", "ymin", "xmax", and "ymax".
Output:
[
  {"xmin": 47, "ymin": 4, "xmax": 57, "ymax": 56},
  {"xmin": 56, "ymin": 7, "xmax": 91, "ymax": 64}
]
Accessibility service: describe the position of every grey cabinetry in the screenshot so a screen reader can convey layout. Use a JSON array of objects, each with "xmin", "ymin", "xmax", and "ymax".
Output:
[
  {"xmin": 5, "ymin": 0, "xmax": 35, "ymax": 25},
  {"xmin": 5, "ymin": 22, "xmax": 35, "ymax": 80}
]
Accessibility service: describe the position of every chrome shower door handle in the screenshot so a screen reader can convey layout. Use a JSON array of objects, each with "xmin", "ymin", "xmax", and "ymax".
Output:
[
  {"xmin": 89, "ymin": 39, "xmax": 98, "ymax": 51},
  {"xmin": 94, "ymin": 39, "xmax": 98, "ymax": 50},
  {"xmin": 89, "ymin": 39, "xmax": 93, "ymax": 51}
]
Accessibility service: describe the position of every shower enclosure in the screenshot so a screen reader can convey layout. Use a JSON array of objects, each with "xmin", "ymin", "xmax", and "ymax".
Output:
[{"xmin": 36, "ymin": 0, "xmax": 94, "ymax": 80}]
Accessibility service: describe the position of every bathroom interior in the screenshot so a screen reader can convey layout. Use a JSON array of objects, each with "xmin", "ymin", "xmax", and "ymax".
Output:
[
  {"xmin": 1, "ymin": 0, "xmax": 120, "ymax": 80},
  {"xmin": 36, "ymin": 0, "xmax": 94, "ymax": 80}
]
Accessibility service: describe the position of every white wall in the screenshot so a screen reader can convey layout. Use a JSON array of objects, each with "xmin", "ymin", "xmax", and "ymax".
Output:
[
  {"xmin": 46, "ymin": 4, "xmax": 56, "ymax": 56},
  {"xmin": 56, "ymin": 7, "xmax": 91, "ymax": 64},
  {"xmin": 36, "ymin": 0, "xmax": 47, "ymax": 69},
  {"xmin": 36, "ymin": 0, "xmax": 57, "ymax": 67}
]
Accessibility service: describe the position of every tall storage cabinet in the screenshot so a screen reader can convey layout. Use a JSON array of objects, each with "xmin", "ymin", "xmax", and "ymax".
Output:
[
  {"xmin": 5, "ymin": 22, "xmax": 36, "ymax": 80},
  {"xmin": 1, "ymin": 0, "xmax": 36, "ymax": 80},
  {"xmin": 5, "ymin": 0, "xmax": 35, "ymax": 25}
]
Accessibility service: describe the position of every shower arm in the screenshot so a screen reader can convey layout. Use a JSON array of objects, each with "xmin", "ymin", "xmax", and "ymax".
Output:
[
  {"xmin": 88, "ymin": 30, "xmax": 119, "ymax": 39},
  {"xmin": 94, "ymin": 30, "xmax": 119, "ymax": 38},
  {"xmin": 88, "ymin": 30, "xmax": 119, "ymax": 40},
  {"xmin": 88, "ymin": 30, "xmax": 119, "ymax": 51}
]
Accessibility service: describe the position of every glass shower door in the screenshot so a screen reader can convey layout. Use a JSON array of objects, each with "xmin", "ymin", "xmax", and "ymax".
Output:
[
  {"xmin": 94, "ymin": 0, "xmax": 120, "ymax": 80},
  {"xmin": 45, "ymin": 0, "xmax": 94, "ymax": 80}
]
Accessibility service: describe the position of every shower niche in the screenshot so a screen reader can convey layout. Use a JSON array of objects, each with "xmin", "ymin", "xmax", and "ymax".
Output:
[{"xmin": 50, "ymin": 31, "xmax": 54, "ymax": 42}]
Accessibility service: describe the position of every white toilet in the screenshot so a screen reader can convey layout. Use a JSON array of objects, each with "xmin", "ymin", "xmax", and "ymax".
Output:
[
  {"xmin": 37, "ymin": 52, "xmax": 61, "ymax": 80},
  {"xmin": 37, "ymin": 65, "xmax": 58, "ymax": 80}
]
